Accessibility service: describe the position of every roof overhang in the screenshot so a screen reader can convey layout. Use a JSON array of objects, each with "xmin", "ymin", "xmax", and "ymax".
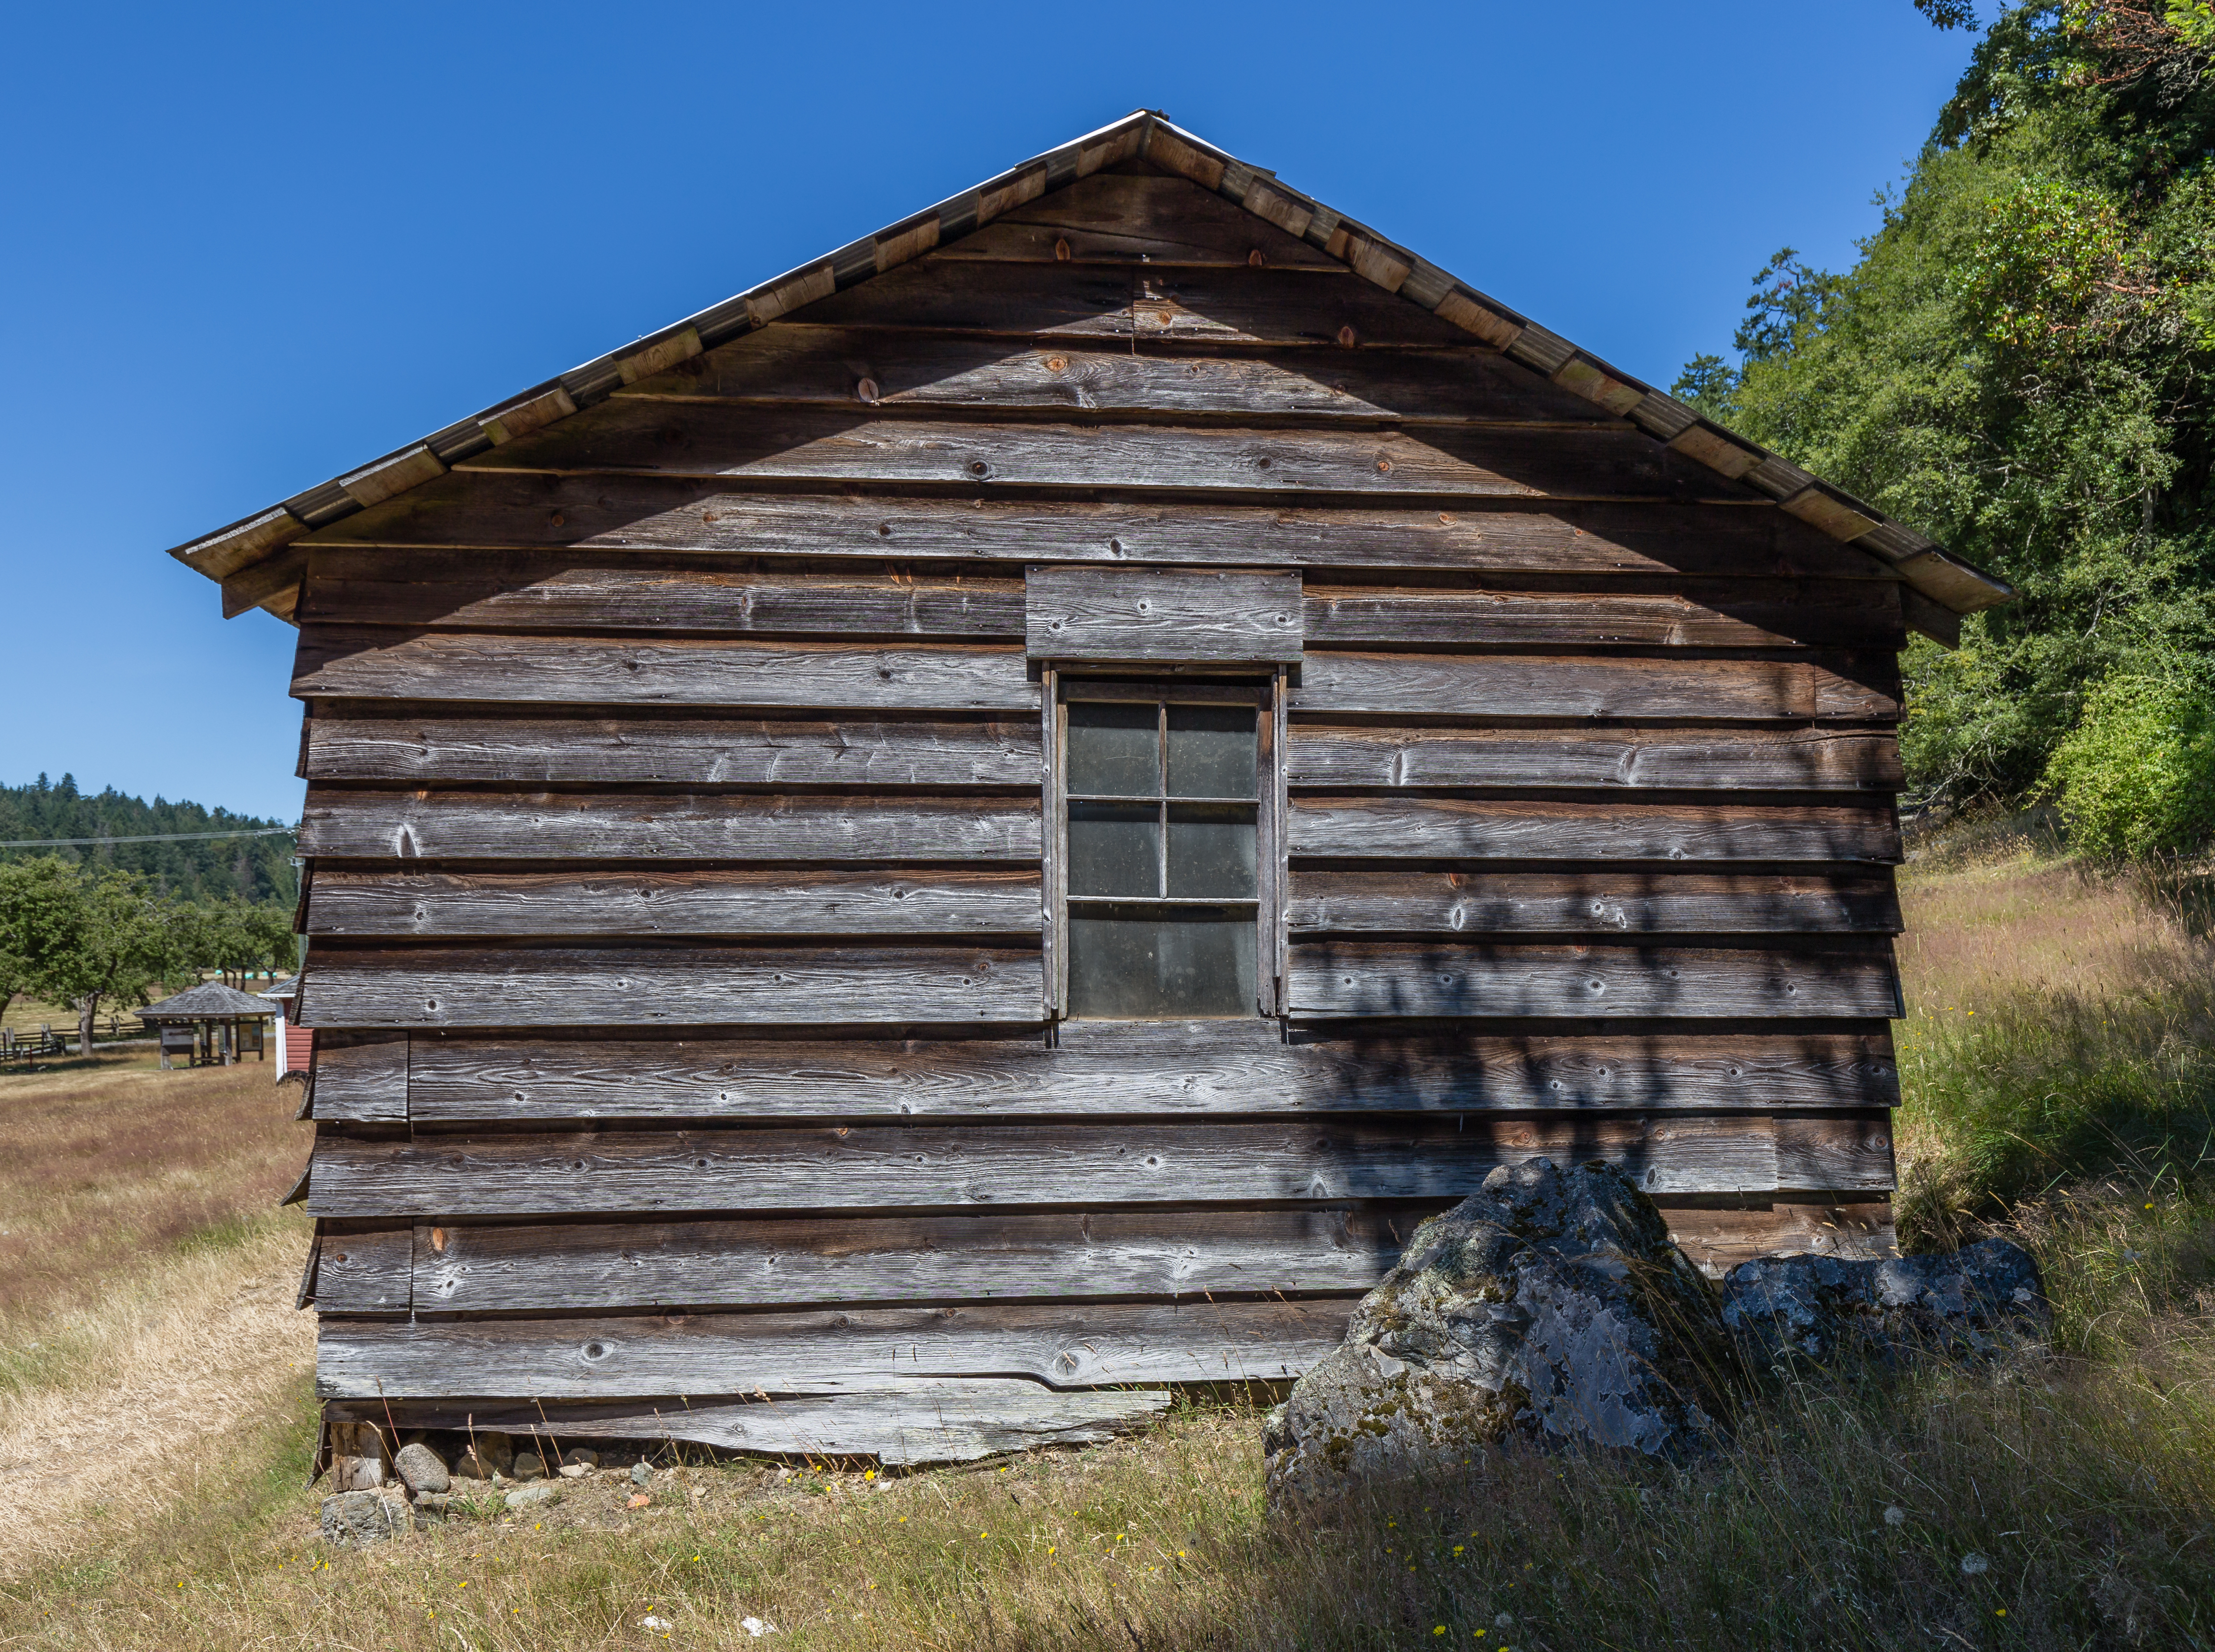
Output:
[{"xmin": 165, "ymin": 110, "xmax": 2010, "ymax": 645}]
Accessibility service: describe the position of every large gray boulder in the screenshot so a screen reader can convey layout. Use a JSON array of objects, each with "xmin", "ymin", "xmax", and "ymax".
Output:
[
  {"xmin": 320, "ymin": 1489, "xmax": 410, "ymax": 1547},
  {"xmin": 1263, "ymin": 1157, "xmax": 1731, "ymax": 1507},
  {"xmin": 1722, "ymin": 1237, "xmax": 2050, "ymax": 1365}
]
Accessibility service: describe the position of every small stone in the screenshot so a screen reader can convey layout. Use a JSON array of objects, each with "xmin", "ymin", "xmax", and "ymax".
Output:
[
  {"xmin": 394, "ymin": 1442, "xmax": 450, "ymax": 1495},
  {"xmin": 320, "ymin": 1490, "xmax": 409, "ymax": 1547},
  {"xmin": 562, "ymin": 1448, "xmax": 599, "ymax": 1469},
  {"xmin": 641, "ymin": 1616, "xmax": 674, "ymax": 1632},
  {"xmin": 512, "ymin": 1452, "xmax": 546, "ymax": 1482},
  {"xmin": 559, "ymin": 1463, "xmax": 589, "ymax": 1479},
  {"xmin": 454, "ymin": 1431, "xmax": 513, "ymax": 1479},
  {"xmin": 1884, "ymin": 1505, "xmax": 1907, "ymax": 1527},
  {"xmin": 414, "ymin": 1493, "xmax": 452, "ymax": 1515},
  {"xmin": 505, "ymin": 1483, "xmax": 559, "ymax": 1512},
  {"xmin": 631, "ymin": 1460, "xmax": 654, "ymax": 1487},
  {"xmin": 741, "ymin": 1617, "xmax": 777, "ymax": 1637},
  {"xmin": 1961, "ymin": 1551, "xmax": 1990, "ymax": 1576}
]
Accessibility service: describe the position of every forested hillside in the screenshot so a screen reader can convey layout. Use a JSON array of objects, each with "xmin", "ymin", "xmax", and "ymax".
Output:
[
  {"xmin": 0, "ymin": 775, "xmax": 297, "ymax": 905},
  {"xmin": 1676, "ymin": 0, "xmax": 2215, "ymax": 861}
]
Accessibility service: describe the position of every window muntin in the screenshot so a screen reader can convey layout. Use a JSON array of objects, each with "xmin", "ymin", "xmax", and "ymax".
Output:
[{"xmin": 1062, "ymin": 692, "xmax": 1262, "ymax": 1019}]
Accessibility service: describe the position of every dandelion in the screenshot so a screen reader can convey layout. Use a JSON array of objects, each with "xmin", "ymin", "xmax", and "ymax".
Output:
[
  {"xmin": 1997, "ymin": 1608, "xmax": 2008, "ymax": 1616},
  {"xmin": 1454, "ymin": 1545, "xmax": 1465, "ymax": 1555},
  {"xmin": 864, "ymin": 1470, "xmax": 877, "ymax": 1482}
]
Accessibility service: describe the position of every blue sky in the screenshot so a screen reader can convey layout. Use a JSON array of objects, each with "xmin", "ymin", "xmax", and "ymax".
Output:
[{"xmin": 0, "ymin": 1, "xmax": 1984, "ymax": 822}]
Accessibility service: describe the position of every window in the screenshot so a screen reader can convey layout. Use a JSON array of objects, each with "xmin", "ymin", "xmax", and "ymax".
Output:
[{"xmin": 1058, "ymin": 683, "xmax": 1273, "ymax": 1019}]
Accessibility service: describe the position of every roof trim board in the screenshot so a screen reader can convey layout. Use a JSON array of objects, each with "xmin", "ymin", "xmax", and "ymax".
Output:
[{"xmin": 165, "ymin": 110, "xmax": 2011, "ymax": 641}]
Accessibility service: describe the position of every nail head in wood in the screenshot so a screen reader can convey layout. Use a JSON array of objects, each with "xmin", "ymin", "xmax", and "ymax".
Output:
[
  {"xmin": 1336, "ymin": 325, "xmax": 1358, "ymax": 348},
  {"xmin": 856, "ymin": 377, "xmax": 881, "ymax": 405},
  {"xmin": 1054, "ymin": 238, "xmax": 1071, "ymax": 262}
]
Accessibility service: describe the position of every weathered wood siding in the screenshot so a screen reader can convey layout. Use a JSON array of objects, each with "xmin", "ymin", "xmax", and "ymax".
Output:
[{"xmin": 288, "ymin": 162, "xmax": 1903, "ymax": 1448}]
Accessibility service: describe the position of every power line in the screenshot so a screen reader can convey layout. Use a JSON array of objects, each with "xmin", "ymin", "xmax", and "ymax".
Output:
[{"xmin": 0, "ymin": 826, "xmax": 296, "ymax": 849}]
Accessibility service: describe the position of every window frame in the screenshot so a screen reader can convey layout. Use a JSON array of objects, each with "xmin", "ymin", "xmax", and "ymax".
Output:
[{"xmin": 1044, "ymin": 671, "xmax": 1286, "ymax": 1023}]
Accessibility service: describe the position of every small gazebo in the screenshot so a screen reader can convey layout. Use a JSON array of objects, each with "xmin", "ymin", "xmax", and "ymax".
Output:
[{"xmin": 136, "ymin": 982, "xmax": 276, "ymax": 1069}]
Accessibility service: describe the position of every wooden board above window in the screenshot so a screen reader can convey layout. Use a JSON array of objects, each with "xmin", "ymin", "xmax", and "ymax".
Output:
[{"xmin": 1026, "ymin": 567, "xmax": 1302, "ymax": 664}]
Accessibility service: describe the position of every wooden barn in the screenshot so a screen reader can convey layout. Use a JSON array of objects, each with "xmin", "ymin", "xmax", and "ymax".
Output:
[{"xmin": 165, "ymin": 112, "xmax": 2010, "ymax": 1463}]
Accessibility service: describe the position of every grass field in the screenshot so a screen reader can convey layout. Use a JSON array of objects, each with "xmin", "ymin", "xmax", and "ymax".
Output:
[{"xmin": 0, "ymin": 844, "xmax": 2211, "ymax": 1649}]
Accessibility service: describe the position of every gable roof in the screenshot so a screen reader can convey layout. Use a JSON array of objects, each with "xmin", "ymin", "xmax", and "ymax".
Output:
[
  {"xmin": 165, "ymin": 110, "xmax": 2009, "ymax": 645},
  {"xmin": 137, "ymin": 980, "xmax": 277, "ymax": 1021}
]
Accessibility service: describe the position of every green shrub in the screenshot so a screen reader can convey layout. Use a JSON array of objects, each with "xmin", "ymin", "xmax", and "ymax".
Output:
[{"xmin": 2042, "ymin": 665, "xmax": 2215, "ymax": 863}]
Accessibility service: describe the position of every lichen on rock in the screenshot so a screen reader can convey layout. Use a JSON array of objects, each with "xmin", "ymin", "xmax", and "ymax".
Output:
[
  {"xmin": 1264, "ymin": 1156, "xmax": 1732, "ymax": 1507},
  {"xmin": 1721, "ymin": 1237, "xmax": 2050, "ymax": 1366}
]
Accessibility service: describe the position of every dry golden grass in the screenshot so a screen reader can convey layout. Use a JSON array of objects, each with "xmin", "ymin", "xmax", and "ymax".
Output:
[
  {"xmin": 3, "ymin": 846, "xmax": 2215, "ymax": 1648},
  {"xmin": 0, "ymin": 1053, "xmax": 308, "ymax": 1342},
  {"xmin": 0, "ymin": 1050, "xmax": 315, "ymax": 1586},
  {"xmin": 5, "ymin": 1324, "xmax": 2213, "ymax": 1651}
]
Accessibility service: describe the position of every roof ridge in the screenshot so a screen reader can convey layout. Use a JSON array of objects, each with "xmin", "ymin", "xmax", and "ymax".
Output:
[{"xmin": 168, "ymin": 108, "xmax": 2009, "ymax": 642}]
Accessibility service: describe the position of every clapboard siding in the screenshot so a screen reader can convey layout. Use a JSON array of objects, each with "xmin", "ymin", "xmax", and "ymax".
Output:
[
  {"xmin": 394, "ymin": 1027, "xmax": 1899, "ymax": 1120},
  {"xmin": 295, "ymin": 628, "xmax": 1037, "ymax": 712},
  {"xmin": 626, "ymin": 332, "xmax": 1611, "ymax": 423},
  {"xmin": 302, "ymin": 945, "xmax": 1044, "ymax": 1029},
  {"xmin": 303, "ymin": 485, "xmax": 1897, "ymax": 582},
  {"xmin": 409, "ymin": 1209, "xmax": 1415, "ymax": 1314},
  {"xmin": 311, "ymin": 1227, "xmax": 413, "ymax": 1314},
  {"xmin": 300, "ymin": 553, "xmax": 1901, "ymax": 652},
  {"xmin": 323, "ymin": 1386, "xmax": 1175, "ymax": 1467},
  {"xmin": 1287, "ymin": 870, "xmax": 1903, "ymax": 935},
  {"xmin": 299, "ymin": 789, "xmax": 1041, "ymax": 862},
  {"xmin": 309, "ymin": 1034, "xmax": 409, "ymax": 1122},
  {"xmin": 469, "ymin": 405, "xmax": 1746, "ymax": 503},
  {"xmin": 316, "ymin": 1299, "xmax": 1355, "ymax": 1397},
  {"xmin": 1287, "ymin": 796, "xmax": 1903, "ymax": 863},
  {"xmin": 303, "ymin": 1112, "xmax": 1890, "ymax": 1219},
  {"xmin": 1300, "ymin": 581, "xmax": 1905, "ymax": 650},
  {"xmin": 924, "ymin": 172, "xmax": 1344, "ymax": 269},
  {"xmin": 1284, "ymin": 940, "xmax": 1902, "ymax": 1020},
  {"xmin": 268, "ymin": 162, "xmax": 1923, "ymax": 1447},
  {"xmin": 302, "ymin": 556, "xmax": 1025, "ymax": 636},
  {"xmin": 778, "ymin": 258, "xmax": 1501, "ymax": 349},
  {"xmin": 1291, "ymin": 650, "xmax": 1899, "ymax": 721},
  {"xmin": 1285, "ymin": 726, "xmax": 1902, "ymax": 791},
  {"xmin": 308, "ymin": 869, "xmax": 1043, "ymax": 939},
  {"xmin": 304, "ymin": 714, "xmax": 1043, "ymax": 788}
]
